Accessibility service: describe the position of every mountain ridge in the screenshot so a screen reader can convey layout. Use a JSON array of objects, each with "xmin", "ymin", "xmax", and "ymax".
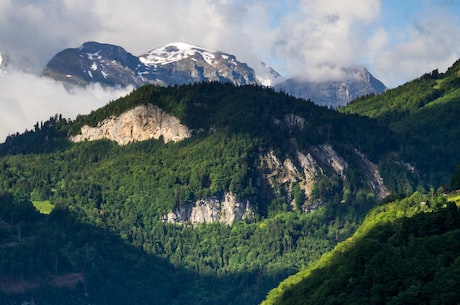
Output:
[
  {"xmin": 42, "ymin": 41, "xmax": 384, "ymax": 106},
  {"xmin": 43, "ymin": 41, "xmax": 269, "ymax": 88}
]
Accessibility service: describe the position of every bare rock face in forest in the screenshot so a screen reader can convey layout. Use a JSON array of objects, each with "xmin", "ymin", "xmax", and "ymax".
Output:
[
  {"xmin": 70, "ymin": 104, "xmax": 191, "ymax": 145},
  {"xmin": 163, "ymin": 193, "xmax": 254, "ymax": 226}
]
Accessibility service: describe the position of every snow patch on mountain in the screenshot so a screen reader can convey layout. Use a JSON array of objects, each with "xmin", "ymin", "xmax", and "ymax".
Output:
[{"xmin": 140, "ymin": 42, "xmax": 218, "ymax": 66}]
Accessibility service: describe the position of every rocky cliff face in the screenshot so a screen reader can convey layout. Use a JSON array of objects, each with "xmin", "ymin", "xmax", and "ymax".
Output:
[
  {"xmin": 70, "ymin": 104, "xmax": 191, "ymax": 145},
  {"xmin": 260, "ymin": 145, "xmax": 343, "ymax": 210},
  {"xmin": 260, "ymin": 149, "xmax": 318, "ymax": 211},
  {"xmin": 354, "ymin": 149, "xmax": 389, "ymax": 200},
  {"xmin": 260, "ymin": 143, "xmax": 387, "ymax": 211},
  {"xmin": 163, "ymin": 193, "xmax": 253, "ymax": 225}
]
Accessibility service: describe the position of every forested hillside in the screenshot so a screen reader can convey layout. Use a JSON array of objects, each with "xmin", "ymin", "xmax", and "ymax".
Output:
[
  {"xmin": 0, "ymin": 81, "xmax": 451, "ymax": 304},
  {"xmin": 262, "ymin": 190, "xmax": 460, "ymax": 305},
  {"xmin": 341, "ymin": 59, "xmax": 460, "ymax": 186}
]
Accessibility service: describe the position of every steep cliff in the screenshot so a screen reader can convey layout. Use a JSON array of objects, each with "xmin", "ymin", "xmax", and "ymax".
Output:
[
  {"xmin": 354, "ymin": 149, "xmax": 389, "ymax": 200},
  {"xmin": 163, "ymin": 193, "xmax": 253, "ymax": 225},
  {"xmin": 260, "ymin": 150, "xmax": 319, "ymax": 204},
  {"xmin": 259, "ymin": 143, "xmax": 387, "ymax": 212},
  {"xmin": 70, "ymin": 104, "xmax": 191, "ymax": 145}
]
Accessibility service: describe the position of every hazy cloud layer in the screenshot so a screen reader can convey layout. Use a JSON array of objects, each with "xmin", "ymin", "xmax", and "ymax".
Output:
[
  {"xmin": 0, "ymin": 0, "xmax": 459, "ymax": 139},
  {"xmin": 0, "ymin": 70, "xmax": 131, "ymax": 141}
]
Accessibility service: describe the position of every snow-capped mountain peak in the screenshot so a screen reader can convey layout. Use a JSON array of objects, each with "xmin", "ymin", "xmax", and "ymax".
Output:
[
  {"xmin": 43, "ymin": 41, "xmax": 262, "ymax": 87},
  {"xmin": 140, "ymin": 42, "xmax": 233, "ymax": 67}
]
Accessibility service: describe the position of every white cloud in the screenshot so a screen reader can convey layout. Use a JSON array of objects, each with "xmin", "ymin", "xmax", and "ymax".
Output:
[
  {"xmin": 0, "ymin": 69, "xmax": 131, "ymax": 142},
  {"xmin": 271, "ymin": 0, "xmax": 381, "ymax": 81},
  {"xmin": 368, "ymin": 6, "xmax": 460, "ymax": 87}
]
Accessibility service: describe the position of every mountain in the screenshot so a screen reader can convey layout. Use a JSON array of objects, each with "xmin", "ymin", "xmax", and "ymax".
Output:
[
  {"xmin": 42, "ymin": 41, "xmax": 386, "ymax": 107},
  {"xmin": 275, "ymin": 66, "xmax": 387, "ymax": 108},
  {"xmin": 1, "ymin": 59, "xmax": 459, "ymax": 304},
  {"xmin": 42, "ymin": 41, "xmax": 278, "ymax": 87},
  {"xmin": 138, "ymin": 42, "xmax": 264, "ymax": 86},
  {"xmin": 1, "ymin": 83, "xmax": 406, "ymax": 207},
  {"xmin": 262, "ymin": 191, "xmax": 460, "ymax": 305},
  {"xmin": 42, "ymin": 41, "xmax": 148, "ymax": 87},
  {"xmin": 0, "ymin": 82, "xmax": 417, "ymax": 304}
]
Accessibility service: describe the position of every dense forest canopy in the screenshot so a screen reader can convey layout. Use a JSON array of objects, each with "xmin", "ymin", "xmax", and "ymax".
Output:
[
  {"xmin": 341, "ymin": 59, "xmax": 460, "ymax": 186},
  {"xmin": 262, "ymin": 191, "xmax": 460, "ymax": 305}
]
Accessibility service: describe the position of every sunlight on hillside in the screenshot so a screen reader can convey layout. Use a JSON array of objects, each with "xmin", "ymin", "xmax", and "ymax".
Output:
[
  {"xmin": 448, "ymin": 193, "xmax": 460, "ymax": 206},
  {"xmin": 32, "ymin": 200, "xmax": 55, "ymax": 214}
]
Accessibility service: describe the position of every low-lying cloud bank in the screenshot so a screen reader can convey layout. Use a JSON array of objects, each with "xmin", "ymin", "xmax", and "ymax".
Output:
[{"xmin": 0, "ymin": 69, "xmax": 132, "ymax": 142}]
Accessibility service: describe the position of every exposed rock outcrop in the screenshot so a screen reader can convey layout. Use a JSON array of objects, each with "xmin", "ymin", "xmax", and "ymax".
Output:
[
  {"xmin": 70, "ymin": 104, "xmax": 191, "ymax": 145},
  {"xmin": 354, "ymin": 149, "xmax": 390, "ymax": 200},
  {"xmin": 260, "ymin": 149, "xmax": 322, "ymax": 209},
  {"xmin": 163, "ymin": 193, "xmax": 253, "ymax": 226},
  {"xmin": 259, "ymin": 143, "xmax": 389, "ymax": 211},
  {"xmin": 310, "ymin": 144, "xmax": 348, "ymax": 177}
]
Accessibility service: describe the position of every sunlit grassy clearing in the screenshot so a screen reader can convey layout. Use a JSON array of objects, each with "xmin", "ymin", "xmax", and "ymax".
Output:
[{"xmin": 32, "ymin": 200, "xmax": 55, "ymax": 214}]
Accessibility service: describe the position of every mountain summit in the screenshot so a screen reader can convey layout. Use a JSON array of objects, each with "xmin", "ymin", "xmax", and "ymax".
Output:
[
  {"xmin": 138, "ymin": 42, "xmax": 262, "ymax": 86},
  {"xmin": 43, "ymin": 42, "xmax": 148, "ymax": 87}
]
